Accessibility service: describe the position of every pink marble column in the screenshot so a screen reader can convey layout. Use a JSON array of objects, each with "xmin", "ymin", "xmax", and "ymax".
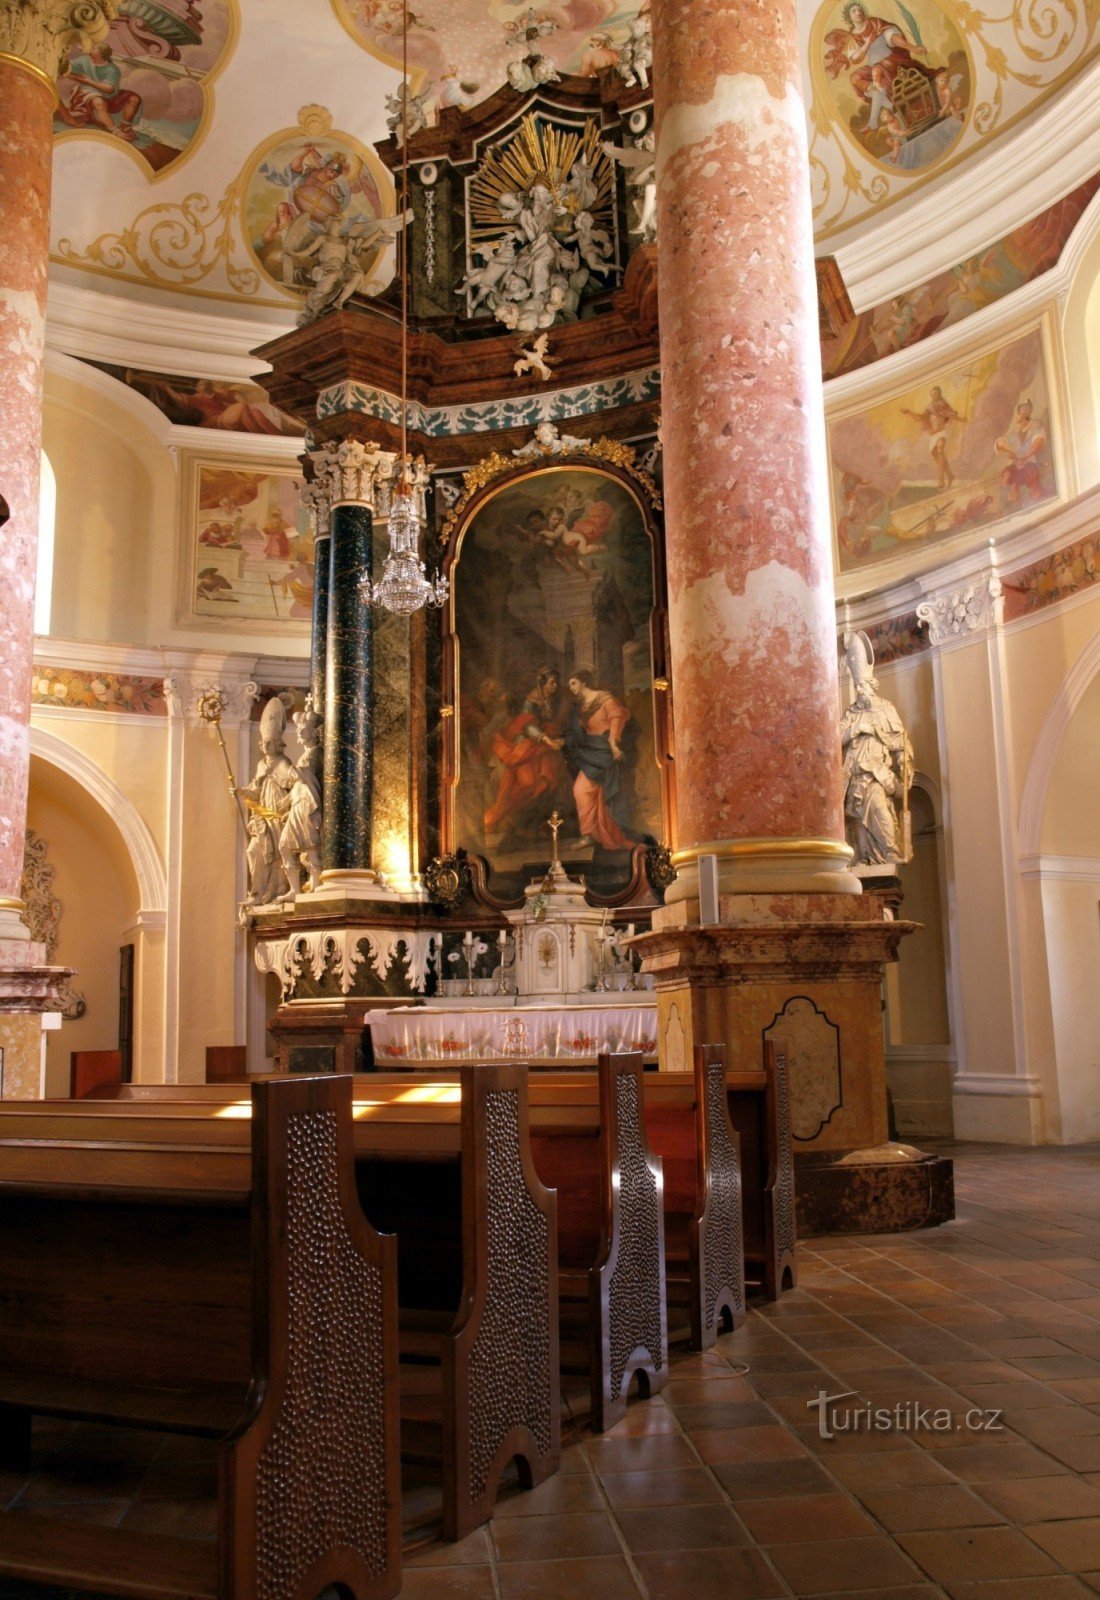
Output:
[
  {"xmin": 0, "ymin": 56, "xmax": 54, "ymax": 942},
  {"xmin": 652, "ymin": 0, "xmax": 858, "ymax": 902}
]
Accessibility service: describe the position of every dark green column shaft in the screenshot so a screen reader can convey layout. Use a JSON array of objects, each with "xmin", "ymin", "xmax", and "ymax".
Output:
[
  {"xmin": 322, "ymin": 504, "xmax": 373, "ymax": 871},
  {"xmin": 310, "ymin": 530, "xmax": 331, "ymax": 716}
]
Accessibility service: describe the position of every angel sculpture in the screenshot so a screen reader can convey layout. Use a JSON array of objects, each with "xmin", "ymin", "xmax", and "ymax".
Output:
[
  {"xmin": 438, "ymin": 65, "xmax": 480, "ymax": 109},
  {"xmin": 840, "ymin": 631, "xmax": 914, "ymax": 868},
  {"xmin": 385, "ymin": 81, "xmax": 432, "ymax": 145},
  {"xmin": 512, "ymin": 421, "xmax": 587, "ymax": 459},
  {"xmin": 616, "ymin": 0, "xmax": 652, "ymax": 88},
  {"xmin": 295, "ymin": 211, "xmax": 412, "ymax": 325},
  {"xmin": 603, "ymin": 132, "xmax": 656, "ymax": 242},
  {"xmin": 513, "ymin": 333, "xmax": 553, "ymax": 382},
  {"xmin": 505, "ymin": 7, "xmax": 560, "ymax": 91}
]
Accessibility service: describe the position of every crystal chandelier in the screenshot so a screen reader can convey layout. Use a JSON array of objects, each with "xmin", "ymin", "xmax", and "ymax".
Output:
[
  {"xmin": 362, "ymin": 478, "xmax": 448, "ymax": 615},
  {"xmin": 360, "ymin": 1, "xmax": 448, "ymax": 617}
]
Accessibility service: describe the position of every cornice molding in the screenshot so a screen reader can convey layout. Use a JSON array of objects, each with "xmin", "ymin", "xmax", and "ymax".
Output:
[
  {"xmin": 835, "ymin": 482, "xmax": 1100, "ymax": 635},
  {"xmin": 1019, "ymin": 853, "xmax": 1100, "ymax": 881},
  {"xmin": 45, "ymin": 280, "xmax": 295, "ymax": 383},
  {"xmin": 831, "ymin": 60, "xmax": 1100, "ymax": 312},
  {"xmin": 953, "ymin": 1073, "xmax": 1042, "ymax": 1098}
]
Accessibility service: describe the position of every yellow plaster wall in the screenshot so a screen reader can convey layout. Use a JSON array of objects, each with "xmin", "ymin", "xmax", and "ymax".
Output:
[{"xmin": 26, "ymin": 758, "xmax": 139, "ymax": 1094}]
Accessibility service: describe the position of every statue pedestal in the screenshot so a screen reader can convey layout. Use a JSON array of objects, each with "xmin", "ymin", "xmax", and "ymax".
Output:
[
  {"xmin": 634, "ymin": 894, "xmax": 954, "ymax": 1234},
  {"xmin": 0, "ymin": 940, "xmax": 74, "ymax": 1099}
]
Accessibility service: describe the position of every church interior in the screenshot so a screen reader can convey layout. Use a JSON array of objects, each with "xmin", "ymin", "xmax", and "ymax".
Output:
[{"xmin": 1, "ymin": 0, "xmax": 1100, "ymax": 1594}]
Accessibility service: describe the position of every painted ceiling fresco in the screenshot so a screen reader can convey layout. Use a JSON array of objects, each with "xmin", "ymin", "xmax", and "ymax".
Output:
[
  {"xmin": 54, "ymin": 0, "xmax": 236, "ymax": 176},
  {"xmin": 45, "ymin": 0, "xmax": 1100, "ymax": 339}
]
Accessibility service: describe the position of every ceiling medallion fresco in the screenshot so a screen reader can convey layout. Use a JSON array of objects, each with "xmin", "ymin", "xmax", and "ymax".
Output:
[
  {"xmin": 53, "ymin": 0, "xmax": 238, "ymax": 179},
  {"xmin": 808, "ymin": 0, "xmax": 1099, "ymax": 238},
  {"xmin": 330, "ymin": 0, "xmax": 643, "ymax": 107},
  {"xmin": 56, "ymin": 106, "xmax": 394, "ymax": 307},
  {"xmin": 241, "ymin": 107, "xmax": 390, "ymax": 295}
]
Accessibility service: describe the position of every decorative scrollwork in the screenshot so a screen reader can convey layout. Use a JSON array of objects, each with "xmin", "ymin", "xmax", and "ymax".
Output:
[
  {"xmin": 645, "ymin": 843, "xmax": 677, "ymax": 897},
  {"xmin": 57, "ymin": 180, "xmax": 262, "ymax": 298},
  {"xmin": 425, "ymin": 854, "xmax": 471, "ymax": 911},
  {"xmin": 20, "ymin": 831, "xmax": 87, "ymax": 1020}
]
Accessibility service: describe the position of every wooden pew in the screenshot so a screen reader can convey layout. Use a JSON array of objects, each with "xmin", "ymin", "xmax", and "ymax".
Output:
[
  {"xmin": 1, "ymin": 1066, "xmax": 560, "ymax": 1545},
  {"xmin": 642, "ymin": 1045, "xmax": 746, "ymax": 1350},
  {"xmin": 0, "ymin": 1074, "xmax": 402, "ymax": 1600},
  {"xmin": 69, "ymin": 1048, "xmax": 121, "ymax": 1098},
  {"xmin": 353, "ymin": 1063, "xmax": 559, "ymax": 1540},
  {"xmin": 727, "ymin": 1039, "xmax": 797, "ymax": 1299},
  {"xmin": 524, "ymin": 1051, "xmax": 668, "ymax": 1432}
]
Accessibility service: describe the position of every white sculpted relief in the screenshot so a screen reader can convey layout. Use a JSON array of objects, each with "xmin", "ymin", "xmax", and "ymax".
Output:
[
  {"xmin": 458, "ymin": 132, "xmax": 616, "ymax": 334},
  {"xmin": 840, "ymin": 630, "xmax": 914, "ymax": 868},
  {"xmin": 279, "ymin": 696, "xmax": 324, "ymax": 895}
]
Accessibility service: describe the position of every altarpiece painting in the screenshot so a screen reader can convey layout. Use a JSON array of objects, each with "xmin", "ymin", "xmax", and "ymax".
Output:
[{"xmin": 446, "ymin": 465, "xmax": 669, "ymax": 902}]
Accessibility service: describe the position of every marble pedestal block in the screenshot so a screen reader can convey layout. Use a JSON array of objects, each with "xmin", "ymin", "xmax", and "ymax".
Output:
[{"xmin": 635, "ymin": 895, "xmax": 954, "ymax": 1233}]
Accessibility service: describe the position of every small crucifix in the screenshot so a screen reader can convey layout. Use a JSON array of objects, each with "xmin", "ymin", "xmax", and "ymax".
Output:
[{"xmin": 546, "ymin": 809, "xmax": 564, "ymax": 869}]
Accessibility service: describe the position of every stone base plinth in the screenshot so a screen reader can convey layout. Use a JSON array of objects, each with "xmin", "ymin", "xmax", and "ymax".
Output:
[
  {"xmin": 632, "ymin": 897, "xmax": 956, "ymax": 1234},
  {"xmin": 635, "ymin": 896, "xmax": 916, "ymax": 1155},
  {"xmin": 795, "ymin": 1145, "xmax": 956, "ymax": 1236},
  {"xmin": 269, "ymin": 995, "xmax": 422, "ymax": 1075}
]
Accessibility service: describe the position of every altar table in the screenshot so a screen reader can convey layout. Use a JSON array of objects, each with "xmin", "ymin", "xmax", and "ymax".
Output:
[{"xmin": 365, "ymin": 1004, "xmax": 659, "ymax": 1067}]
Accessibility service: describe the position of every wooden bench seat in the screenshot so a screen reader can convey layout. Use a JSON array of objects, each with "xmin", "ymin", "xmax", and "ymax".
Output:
[
  {"xmin": 0, "ymin": 1075, "xmax": 402, "ymax": 1600},
  {"xmin": 642, "ymin": 1045, "xmax": 746, "ymax": 1349},
  {"xmin": 3, "ymin": 1066, "xmax": 561, "ymax": 1546},
  {"xmin": 0, "ymin": 1514, "xmax": 217, "ymax": 1600}
]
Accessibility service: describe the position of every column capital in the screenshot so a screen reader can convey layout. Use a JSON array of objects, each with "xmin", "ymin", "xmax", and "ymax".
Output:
[
  {"xmin": 309, "ymin": 439, "xmax": 397, "ymax": 513},
  {"xmin": 916, "ymin": 571, "xmax": 1004, "ymax": 649},
  {"xmin": 163, "ymin": 668, "xmax": 259, "ymax": 726},
  {"xmin": 0, "ymin": 0, "xmax": 118, "ymax": 96}
]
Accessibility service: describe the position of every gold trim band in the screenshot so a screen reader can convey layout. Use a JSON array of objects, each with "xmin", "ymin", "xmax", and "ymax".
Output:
[
  {"xmin": 672, "ymin": 838, "xmax": 854, "ymax": 867},
  {"xmin": 0, "ymin": 896, "xmax": 27, "ymax": 914},
  {"xmin": 0, "ymin": 51, "xmax": 59, "ymax": 104}
]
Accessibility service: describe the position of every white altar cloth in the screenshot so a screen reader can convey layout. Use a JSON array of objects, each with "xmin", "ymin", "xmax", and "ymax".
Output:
[{"xmin": 365, "ymin": 1005, "xmax": 659, "ymax": 1065}]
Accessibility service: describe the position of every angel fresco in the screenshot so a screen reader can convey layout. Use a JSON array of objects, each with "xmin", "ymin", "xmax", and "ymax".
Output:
[
  {"xmin": 823, "ymin": 0, "xmax": 968, "ymax": 171},
  {"xmin": 248, "ymin": 134, "xmax": 386, "ymax": 294}
]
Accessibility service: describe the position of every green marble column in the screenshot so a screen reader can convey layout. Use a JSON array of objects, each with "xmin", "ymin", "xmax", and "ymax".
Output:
[
  {"xmin": 310, "ymin": 530, "xmax": 331, "ymax": 717},
  {"xmin": 322, "ymin": 504, "xmax": 373, "ymax": 872}
]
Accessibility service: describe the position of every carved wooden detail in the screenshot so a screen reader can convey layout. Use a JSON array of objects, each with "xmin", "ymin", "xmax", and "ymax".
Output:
[
  {"xmin": 596, "ymin": 1053, "xmax": 666, "ymax": 1428},
  {"xmin": 453, "ymin": 1073, "xmax": 559, "ymax": 1529},
  {"xmin": 766, "ymin": 1040, "xmax": 799, "ymax": 1295},
  {"xmin": 693, "ymin": 1045, "xmax": 746, "ymax": 1347}
]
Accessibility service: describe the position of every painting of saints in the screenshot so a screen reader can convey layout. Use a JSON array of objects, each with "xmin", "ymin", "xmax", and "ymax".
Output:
[
  {"xmin": 995, "ymin": 400, "xmax": 1047, "ymax": 508},
  {"xmin": 54, "ymin": 0, "xmax": 233, "ymax": 175},
  {"xmin": 562, "ymin": 670, "xmax": 643, "ymax": 852},
  {"xmin": 901, "ymin": 385, "xmax": 964, "ymax": 489},
  {"xmin": 825, "ymin": 3, "xmax": 937, "ymax": 129},
  {"xmin": 451, "ymin": 465, "xmax": 666, "ymax": 897},
  {"xmin": 246, "ymin": 127, "xmax": 386, "ymax": 295},
  {"xmin": 483, "ymin": 667, "xmax": 564, "ymax": 835}
]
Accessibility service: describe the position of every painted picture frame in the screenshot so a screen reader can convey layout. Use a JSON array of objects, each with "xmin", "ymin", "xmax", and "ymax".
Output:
[
  {"xmin": 178, "ymin": 454, "xmax": 313, "ymax": 632},
  {"xmin": 827, "ymin": 310, "xmax": 1072, "ymax": 581},
  {"xmin": 440, "ymin": 459, "xmax": 673, "ymax": 903}
]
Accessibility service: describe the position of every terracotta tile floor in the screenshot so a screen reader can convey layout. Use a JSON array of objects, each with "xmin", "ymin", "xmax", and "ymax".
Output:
[{"xmin": 6, "ymin": 1141, "xmax": 1100, "ymax": 1599}]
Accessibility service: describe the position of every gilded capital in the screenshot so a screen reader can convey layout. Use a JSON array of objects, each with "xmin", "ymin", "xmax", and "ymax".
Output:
[{"xmin": 0, "ymin": 0, "xmax": 118, "ymax": 90}]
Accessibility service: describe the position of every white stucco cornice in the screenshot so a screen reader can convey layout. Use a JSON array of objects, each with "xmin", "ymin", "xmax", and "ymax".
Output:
[
  {"xmin": 45, "ymin": 279, "xmax": 295, "ymax": 382},
  {"xmin": 830, "ymin": 60, "xmax": 1100, "ymax": 313}
]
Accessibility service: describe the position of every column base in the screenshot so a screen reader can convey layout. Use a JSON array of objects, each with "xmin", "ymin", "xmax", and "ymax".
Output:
[
  {"xmin": 795, "ymin": 1144, "xmax": 956, "ymax": 1236},
  {"xmin": 667, "ymin": 840, "xmax": 862, "ymax": 909},
  {"xmin": 636, "ymin": 895, "xmax": 916, "ymax": 1155},
  {"xmin": 0, "ymin": 903, "xmax": 31, "ymax": 943}
]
